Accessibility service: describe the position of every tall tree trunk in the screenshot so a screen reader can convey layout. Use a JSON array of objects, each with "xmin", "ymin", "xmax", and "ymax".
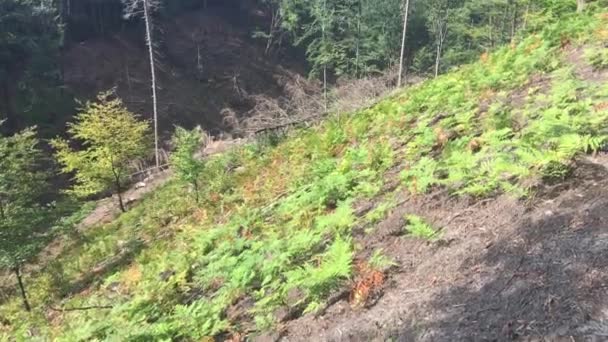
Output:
[
  {"xmin": 323, "ymin": 65, "xmax": 328, "ymax": 112},
  {"xmin": 489, "ymin": 14, "xmax": 494, "ymax": 47},
  {"xmin": 111, "ymin": 165, "xmax": 126, "ymax": 213},
  {"xmin": 355, "ymin": 2, "xmax": 360, "ymax": 78},
  {"xmin": 322, "ymin": 0, "xmax": 328, "ymax": 113},
  {"xmin": 117, "ymin": 190, "xmax": 126, "ymax": 213},
  {"xmin": 265, "ymin": 7, "xmax": 280, "ymax": 56},
  {"xmin": 115, "ymin": 177, "xmax": 126, "ymax": 213},
  {"xmin": 434, "ymin": 41, "xmax": 441, "ymax": 78},
  {"xmin": 0, "ymin": 198, "xmax": 5, "ymax": 220},
  {"xmin": 434, "ymin": 14, "xmax": 448, "ymax": 79},
  {"xmin": 143, "ymin": 0, "xmax": 160, "ymax": 168},
  {"xmin": 14, "ymin": 266, "xmax": 31, "ymax": 312},
  {"xmin": 522, "ymin": 3, "xmax": 530, "ymax": 32},
  {"xmin": 0, "ymin": 82, "xmax": 17, "ymax": 132},
  {"xmin": 397, "ymin": 0, "xmax": 411, "ymax": 88},
  {"xmin": 193, "ymin": 180, "xmax": 200, "ymax": 204},
  {"xmin": 577, "ymin": 0, "xmax": 585, "ymax": 12},
  {"xmin": 510, "ymin": 1, "xmax": 518, "ymax": 42}
]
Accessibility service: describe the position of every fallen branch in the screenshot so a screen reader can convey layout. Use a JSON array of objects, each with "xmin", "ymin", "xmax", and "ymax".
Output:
[
  {"xmin": 49, "ymin": 304, "xmax": 113, "ymax": 312},
  {"xmin": 248, "ymin": 113, "xmax": 325, "ymax": 135}
]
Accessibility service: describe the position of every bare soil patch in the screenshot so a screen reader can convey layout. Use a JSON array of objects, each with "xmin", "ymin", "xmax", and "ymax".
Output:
[
  {"xmin": 275, "ymin": 154, "xmax": 608, "ymax": 341},
  {"xmin": 565, "ymin": 46, "xmax": 608, "ymax": 84}
]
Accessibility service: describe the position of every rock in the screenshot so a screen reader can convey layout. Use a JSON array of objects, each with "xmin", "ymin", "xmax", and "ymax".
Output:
[
  {"xmin": 234, "ymin": 166, "xmax": 247, "ymax": 174},
  {"xmin": 274, "ymin": 306, "xmax": 291, "ymax": 322},
  {"xmin": 135, "ymin": 181, "xmax": 147, "ymax": 189},
  {"xmin": 353, "ymin": 200, "xmax": 374, "ymax": 217},
  {"xmin": 106, "ymin": 281, "xmax": 121, "ymax": 292},
  {"xmin": 226, "ymin": 296, "xmax": 255, "ymax": 322},
  {"xmin": 251, "ymin": 331, "xmax": 281, "ymax": 342},
  {"xmin": 159, "ymin": 269, "xmax": 176, "ymax": 282},
  {"xmin": 285, "ymin": 288, "xmax": 305, "ymax": 307}
]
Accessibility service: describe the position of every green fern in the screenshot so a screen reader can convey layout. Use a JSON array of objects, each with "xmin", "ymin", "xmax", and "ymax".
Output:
[
  {"xmin": 401, "ymin": 157, "xmax": 440, "ymax": 194},
  {"xmin": 285, "ymin": 237, "xmax": 353, "ymax": 314},
  {"xmin": 368, "ymin": 249, "xmax": 396, "ymax": 271},
  {"xmin": 404, "ymin": 215, "xmax": 440, "ymax": 240}
]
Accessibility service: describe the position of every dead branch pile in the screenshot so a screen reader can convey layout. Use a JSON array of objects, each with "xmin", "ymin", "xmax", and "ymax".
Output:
[{"xmin": 232, "ymin": 68, "xmax": 423, "ymax": 136}]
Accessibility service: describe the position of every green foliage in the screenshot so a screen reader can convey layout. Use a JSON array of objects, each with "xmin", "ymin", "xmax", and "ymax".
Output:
[
  {"xmin": 315, "ymin": 200, "xmax": 356, "ymax": 233},
  {"xmin": 52, "ymin": 91, "xmax": 151, "ymax": 211},
  {"xmin": 368, "ymin": 248, "xmax": 396, "ymax": 271},
  {"xmin": 285, "ymin": 237, "xmax": 353, "ymax": 314},
  {"xmin": 541, "ymin": 160, "xmax": 572, "ymax": 182},
  {"xmin": 0, "ymin": 125, "xmax": 52, "ymax": 269},
  {"xmin": 170, "ymin": 126, "xmax": 206, "ymax": 203},
  {"xmin": 364, "ymin": 200, "xmax": 395, "ymax": 225},
  {"xmin": 0, "ymin": 0, "xmax": 63, "ymax": 129},
  {"xmin": 586, "ymin": 47, "xmax": 608, "ymax": 70},
  {"xmin": 401, "ymin": 157, "xmax": 440, "ymax": 194},
  {"xmin": 3, "ymin": 5, "xmax": 608, "ymax": 340},
  {"xmin": 404, "ymin": 215, "xmax": 440, "ymax": 240},
  {"xmin": 281, "ymin": 0, "xmax": 404, "ymax": 78}
]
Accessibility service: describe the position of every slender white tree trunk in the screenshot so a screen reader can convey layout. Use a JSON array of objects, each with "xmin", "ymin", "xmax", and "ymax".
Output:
[
  {"xmin": 522, "ymin": 3, "xmax": 530, "ymax": 32},
  {"xmin": 143, "ymin": 0, "xmax": 160, "ymax": 168},
  {"xmin": 434, "ymin": 41, "xmax": 441, "ymax": 78},
  {"xmin": 323, "ymin": 66, "xmax": 328, "ymax": 112},
  {"xmin": 489, "ymin": 14, "xmax": 493, "ymax": 47},
  {"xmin": 576, "ymin": 0, "xmax": 585, "ymax": 13},
  {"xmin": 397, "ymin": 0, "xmax": 410, "ymax": 88},
  {"xmin": 434, "ymin": 15, "xmax": 447, "ymax": 79},
  {"xmin": 322, "ymin": 0, "xmax": 328, "ymax": 112},
  {"xmin": 355, "ymin": 0, "xmax": 362, "ymax": 78}
]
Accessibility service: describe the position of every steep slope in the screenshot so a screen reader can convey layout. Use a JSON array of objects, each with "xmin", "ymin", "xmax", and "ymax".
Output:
[
  {"xmin": 61, "ymin": 6, "xmax": 306, "ymax": 137},
  {"xmin": 1, "ymin": 8, "xmax": 608, "ymax": 342},
  {"xmin": 283, "ymin": 155, "xmax": 608, "ymax": 341}
]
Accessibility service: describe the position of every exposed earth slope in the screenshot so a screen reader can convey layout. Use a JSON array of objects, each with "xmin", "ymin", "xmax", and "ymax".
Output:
[
  {"xmin": 62, "ymin": 7, "xmax": 306, "ymax": 137},
  {"xmin": 1, "ymin": 9, "xmax": 608, "ymax": 342}
]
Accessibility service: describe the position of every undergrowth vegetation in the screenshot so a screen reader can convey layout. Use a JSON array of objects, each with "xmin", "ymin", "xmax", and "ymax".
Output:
[
  {"xmin": 405, "ymin": 215, "xmax": 441, "ymax": 241},
  {"xmin": 1, "ymin": 8, "xmax": 608, "ymax": 341}
]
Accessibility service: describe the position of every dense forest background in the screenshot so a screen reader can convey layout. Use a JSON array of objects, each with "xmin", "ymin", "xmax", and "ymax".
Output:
[{"xmin": 1, "ymin": 0, "xmax": 565, "ymax": 139}]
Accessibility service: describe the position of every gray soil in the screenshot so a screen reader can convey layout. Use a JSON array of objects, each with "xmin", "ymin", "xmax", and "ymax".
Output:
[{"xmin": 274, "ymin": 154, "xmax": 608, "ymax": 342}]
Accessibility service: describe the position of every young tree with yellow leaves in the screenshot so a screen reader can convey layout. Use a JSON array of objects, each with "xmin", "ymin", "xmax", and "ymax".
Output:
[{"xmin": 52, "ymin": 92, "xmax": 151, "ymax": 212}]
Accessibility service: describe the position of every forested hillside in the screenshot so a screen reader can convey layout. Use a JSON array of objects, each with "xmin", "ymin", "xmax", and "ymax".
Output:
[
  {"xmin": 3, "ymin": 0, "xmax": 550, "ymax": 138},
  {"xmin": 1, "ymin": 0, "xmax": 608, "ymax": 341}
]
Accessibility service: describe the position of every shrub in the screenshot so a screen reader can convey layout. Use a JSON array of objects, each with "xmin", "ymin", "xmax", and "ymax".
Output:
[{"xmin": 170, "ymin": 126, "xmax": 207, "ymax": 204}]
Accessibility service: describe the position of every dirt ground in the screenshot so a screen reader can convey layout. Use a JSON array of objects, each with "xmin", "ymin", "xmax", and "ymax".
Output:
[
  {"xmin": 62, "ymin": 8, "xmax": 307, "ymax": 137},
  {"xmin": 270, "ymin": 153, "xmax": 608, "ymax": 341}
]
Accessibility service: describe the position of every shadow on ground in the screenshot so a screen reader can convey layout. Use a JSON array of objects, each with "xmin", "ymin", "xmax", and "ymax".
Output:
[{"xmin": 396, "ymin": 160, "xmax": 608, "ymax": 341}]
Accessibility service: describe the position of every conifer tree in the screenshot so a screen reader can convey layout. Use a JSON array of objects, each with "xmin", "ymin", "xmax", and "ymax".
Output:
[
  {"xmin": 0, "ymin": 125, "xmax": 52, "ymax": 312},
  {"xmin": 0, "ymin": 0, "xmax": 61, "ymax": 131}
]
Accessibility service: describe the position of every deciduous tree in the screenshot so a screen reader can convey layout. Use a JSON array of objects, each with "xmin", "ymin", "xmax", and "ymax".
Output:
[
  {"xmin": 52, "ymin": 91, "xmax": 151, "ymax": 212},
  {"xmin": 170, "ymin": 126, "xmax": 207, "ymax": 204}
]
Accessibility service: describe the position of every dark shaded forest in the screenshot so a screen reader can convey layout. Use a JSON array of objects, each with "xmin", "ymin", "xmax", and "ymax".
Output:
[{"xmin": 1, "ymin": 0, "xmax": 553, "ymax": 138}]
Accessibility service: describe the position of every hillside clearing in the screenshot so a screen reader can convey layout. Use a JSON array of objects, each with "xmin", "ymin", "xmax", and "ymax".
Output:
[
  {"xmin": 1, "ymin": 8, "xmax": 608, "ymax": 341},
  {"xmin": 282, "ymin": 155, "xmax": 608, "ymax": 341}
]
